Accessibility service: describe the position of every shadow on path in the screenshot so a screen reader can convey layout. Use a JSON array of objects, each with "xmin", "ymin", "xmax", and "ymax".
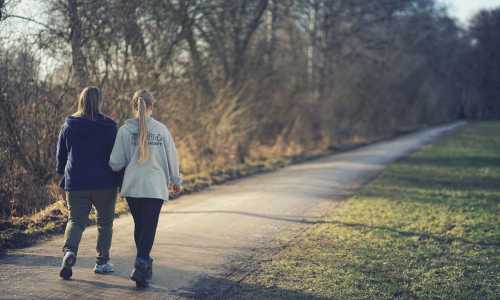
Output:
[
  {"xmin": 0, "ymin": 251, "xmax": 329, "ymax": 300},
  {"xmin": 188, "ymin": 274, "xmax": 331, "ymax": 300},
  {"xmin": 166, "ymin": 210, "xmax": 499, "ymax": 247},
  {"xmin": 165, "ymin": 210, "xmax": 332, "ymax": 225}
]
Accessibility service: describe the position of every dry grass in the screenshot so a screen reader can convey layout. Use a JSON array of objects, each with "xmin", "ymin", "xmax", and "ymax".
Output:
[{"xmin": 0, "ymin": 124, "xmax": 405, "ymax": 255}]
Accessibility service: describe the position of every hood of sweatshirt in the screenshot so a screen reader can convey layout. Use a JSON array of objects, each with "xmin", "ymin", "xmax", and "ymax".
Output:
[
  {"xmin": 64, "ymin": 114, "xmax": 116, "ymax": 138},
  {"xmin": 123, "ymin": 117, "xmax": 157, "ymax": 134}
]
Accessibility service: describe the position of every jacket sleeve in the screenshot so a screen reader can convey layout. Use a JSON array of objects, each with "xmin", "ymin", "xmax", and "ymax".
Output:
[
  {"xmin": 109, "ymin": 128, "xmax": 128, "ymax": 172},
  {"xmin": 163, "ymin": 129, "xmax": 182, "ymax": 186},
  {"xmin": 108, "ymin": 122, "xmax": 118, "ymax": 159},
  {"xmin": 56, "ymin": 125, "xmax": 69, "ymax": 175}
]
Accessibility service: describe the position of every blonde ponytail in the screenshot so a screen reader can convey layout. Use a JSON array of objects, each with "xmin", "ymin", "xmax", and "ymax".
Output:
[
  {"xmin": 137, "ymin": 97, "xmax": 149, "ymax": 163},
  {"xmin": 132, "ymin": 89, "xmax": 155, "ymax": 163}
]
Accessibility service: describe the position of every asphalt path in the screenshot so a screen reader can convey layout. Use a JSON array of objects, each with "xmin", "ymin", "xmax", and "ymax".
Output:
[{"xmin": 0, "ymin": 122, "xmax": 465, "ymax": 300}]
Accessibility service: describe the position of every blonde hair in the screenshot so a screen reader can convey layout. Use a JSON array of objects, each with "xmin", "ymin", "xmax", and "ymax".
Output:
[
  {"xmin": 132, "ymin": 89, "xmax": 154, "ymax": 163},
  {"xmin": 73, "ymin": 86, "xmax": 101, "ymax": 120}
]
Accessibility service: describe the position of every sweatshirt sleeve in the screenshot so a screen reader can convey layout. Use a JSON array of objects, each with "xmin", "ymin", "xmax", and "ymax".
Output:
[
  {"xmin": 56, "ymin": 125, "xmax": 69, "ymax": 175},
  {"xmin": 109, "ymin": 127, "xmax": 128, "ymax": 172},
  {"xmin": 163, "ymin": 129, "xmax": 182, "ymax": 186}
]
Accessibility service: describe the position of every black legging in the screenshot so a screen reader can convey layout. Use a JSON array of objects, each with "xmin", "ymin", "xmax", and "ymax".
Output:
[{"xmin": 126, "ymin": 197, "xmax": 163, "ymax": 259}]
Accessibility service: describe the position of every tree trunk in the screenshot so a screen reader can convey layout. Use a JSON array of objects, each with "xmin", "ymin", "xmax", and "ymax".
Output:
[
  {"xmin": 185, "ymin": 26, "xmax": 215, "ymax": 100},
  {"xmin": 231, "ymin": 0, "xmax": 269, "ymax": 89},
  {"xmin": 67, "ymin": 0, "xmax": 88, "ymax": 88},
  {"xmin": 121, "ymin": 0, "xmax": 148, "ymax": 75},
  {"xmin": 266, "ymin": 0, "xmax": 285, "ymax": 75},
  {"xmin": 0, "ymin": 0, "xmax": 5, "ymax": 20}
]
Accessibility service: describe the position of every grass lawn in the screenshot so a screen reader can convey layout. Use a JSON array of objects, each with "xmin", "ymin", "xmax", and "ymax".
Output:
[{"xmin": 232, "ymin": 122, "xmax": 500, "ymax": 300}]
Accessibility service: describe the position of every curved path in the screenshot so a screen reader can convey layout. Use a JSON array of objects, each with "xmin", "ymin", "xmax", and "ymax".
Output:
[{"xmin": 0, "ymin": 122, "xmax": 465, "ymax": 300}]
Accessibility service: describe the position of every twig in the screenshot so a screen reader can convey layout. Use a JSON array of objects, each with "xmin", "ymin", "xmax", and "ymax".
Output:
[{"xmin": 4, "ymin": 13, "xmax": 66, "ymax": 38}]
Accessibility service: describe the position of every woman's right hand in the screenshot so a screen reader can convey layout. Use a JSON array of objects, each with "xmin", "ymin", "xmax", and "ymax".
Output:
[
  {"xmin": 172, "ymin": 184, "xmax": 182, "ymax": 195},
  {"xmin": 169, "ymin": 184, "xmax": 183, "ymax": 198}
]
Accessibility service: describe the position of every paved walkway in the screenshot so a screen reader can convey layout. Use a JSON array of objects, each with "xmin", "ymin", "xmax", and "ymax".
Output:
[{"xmin": 0, "ymin": 122, "xmax": 465, "ymax": 300}]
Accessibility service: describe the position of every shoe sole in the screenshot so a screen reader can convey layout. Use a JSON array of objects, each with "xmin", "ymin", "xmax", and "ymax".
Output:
[
  {"xmin": 94, "ymin": 266, "xmax": 114, "ymax": 274},
  {"xmin": 59, "ymin": 254, "xmax": 76, "ymax": 280},
  {"xmin": 94, "ymin": 270, "xmax": 114, "ymax": 274}
]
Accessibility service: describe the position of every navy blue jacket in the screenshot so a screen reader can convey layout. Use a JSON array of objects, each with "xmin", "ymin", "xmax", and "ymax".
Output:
[{"xmin": 56, "ymin": 114, "xmax": 119, "ymax": 191}]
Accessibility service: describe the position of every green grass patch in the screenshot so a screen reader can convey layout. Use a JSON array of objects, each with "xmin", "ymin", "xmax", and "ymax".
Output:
[{"xmin": 235, "ymin": 122, "xmax": 500, "ymax": 300}]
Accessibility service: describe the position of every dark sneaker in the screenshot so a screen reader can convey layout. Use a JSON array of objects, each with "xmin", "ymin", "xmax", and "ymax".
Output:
[
  {"xmin": 130, "ymin": 257, "xmax": 149, "ymax": 288},
  {"xmin": 59, "ymin": 251, "xmax": 76, "ymax": 280},
  {"xmin": 146, "ymin": 257, "xmax": 153, "ymax": 280}
]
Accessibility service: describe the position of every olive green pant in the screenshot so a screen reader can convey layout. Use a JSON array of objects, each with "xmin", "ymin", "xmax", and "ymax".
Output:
[{"xmin": 62, "ymin": 188, "xmax": 117, "ymax": 264}]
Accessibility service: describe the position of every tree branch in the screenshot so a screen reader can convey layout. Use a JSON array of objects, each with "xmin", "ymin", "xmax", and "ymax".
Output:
[{"xmin": 4, "ymin": 13, "xmax": 66, "ymax": 38}]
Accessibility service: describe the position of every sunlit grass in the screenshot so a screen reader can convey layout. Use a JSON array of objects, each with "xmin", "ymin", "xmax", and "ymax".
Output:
[{"xmin": 236, "ymin": 122, "xmax": 500, "ymax": 299}]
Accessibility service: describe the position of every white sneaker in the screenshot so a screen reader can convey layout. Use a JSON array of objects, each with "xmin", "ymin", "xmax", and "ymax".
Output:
[{"xmin": 93, "ymin": 262, "xmax": 114, "ymax": 274}]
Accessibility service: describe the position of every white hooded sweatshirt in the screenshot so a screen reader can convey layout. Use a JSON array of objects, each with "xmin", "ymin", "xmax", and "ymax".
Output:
[{"xmin": 109, "ymin": 117, "xmax": 182, "ymax": 200}]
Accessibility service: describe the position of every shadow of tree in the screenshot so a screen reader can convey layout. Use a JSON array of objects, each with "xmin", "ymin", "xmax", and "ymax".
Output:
[
  {"xmin": 188, "ymin": 274, "xmax": 330, "ymax": 300},
  {"xmin": 166, "ymin": 210, "xmax": 500, "ymax": 248},
  {"xmin": 399, "ymin": 155, "xmax": 500, "ymax": 169},
  {"xmin": 0, "ymin": 251, "xmax": 329, "ymax": 300},
  {"xmin": 381, "ymin": 172, "xmax": 500, "ymax": 193},
  {"xmin": 327, "ymin": 219, "xmax": 500, "ymax": 248}
]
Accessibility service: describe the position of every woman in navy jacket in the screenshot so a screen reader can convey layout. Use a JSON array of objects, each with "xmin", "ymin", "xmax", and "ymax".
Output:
[{"xmin": 56, "ymin": 86, "xmax": 119, "ymax": 279}]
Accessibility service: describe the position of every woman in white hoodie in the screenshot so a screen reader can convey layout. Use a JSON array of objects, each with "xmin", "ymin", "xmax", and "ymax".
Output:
[{"xmin": 109, "ymin": 89, "xmax": 182, "ymax": 288}]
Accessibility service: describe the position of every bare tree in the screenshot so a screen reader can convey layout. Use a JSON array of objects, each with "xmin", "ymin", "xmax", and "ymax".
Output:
[
  {"xmin": 119, "ymin": 0, "xmax": 148, "ymax": 74},
  {"xmin": 0, "ymin": 0, "xmax": 5, "ymax": 21},
  {"xmin": 67, "ymin": 0, "xmax": 88, "ymax": 88},
  {"xmin": 468, "ymin": 8, "xmax": 500, "ymax": 118},
  {"xmin": 0, "ymin": 0, "xmax": 478, "ymax": 219},
  {"xmin": 195, "ymin": 0, "xmax": 269, "ymax": 88}
]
